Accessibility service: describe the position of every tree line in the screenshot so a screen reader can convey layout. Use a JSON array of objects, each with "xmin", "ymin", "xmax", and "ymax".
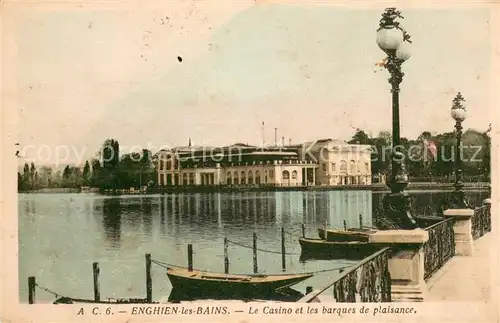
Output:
[
  {"xmin": 17, "ymin": 139, "xmax": 156, "ymax": 192},
  {"xmin": 348, "ymin": 128, "xmax": 491, "ymax": 180},
  {"xmin": 17, "ymin": 128, "xmax": 491, "ymax": 192}
]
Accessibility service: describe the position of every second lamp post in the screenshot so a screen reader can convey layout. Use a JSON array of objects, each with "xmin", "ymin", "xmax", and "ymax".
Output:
[{"xmin": 450, "ymin": 92, "xmax": 469, "ymax": 208}]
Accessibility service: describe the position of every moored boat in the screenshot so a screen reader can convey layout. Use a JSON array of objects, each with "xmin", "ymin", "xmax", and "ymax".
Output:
[
  {"xmin": 317, "ymin": 227, "xmax": 375, "ymax": 242},
  {"xmin": 298, "ymin": 237, "xmax": 380, "ymax": 260},
  {"xmin": 166, "ymin": 266, "xmax": 313, "ymax": 299}
]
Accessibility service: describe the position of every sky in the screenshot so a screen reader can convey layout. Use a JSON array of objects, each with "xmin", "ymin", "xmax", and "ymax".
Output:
[{"xmin": 9, "ymin": 1, "xmax": 493, "ymax": 166}]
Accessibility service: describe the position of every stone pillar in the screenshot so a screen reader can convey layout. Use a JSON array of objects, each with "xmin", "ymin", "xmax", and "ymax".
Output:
[
  {"xmin": 369, "ymin": 229, "xmax": 428, "ymax": 302},
  {"xmin": 443, "ymin": 208, "xmax": 474, "ymax": 256},
  {"xmin": 483, "ymin": 198, "xmax": 491, "ymax": 207}
]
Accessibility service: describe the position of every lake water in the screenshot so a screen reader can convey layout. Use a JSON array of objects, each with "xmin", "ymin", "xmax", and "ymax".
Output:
[{"xmin": 18, "ymin": 189, "xmax": 489, "ymax": 303}]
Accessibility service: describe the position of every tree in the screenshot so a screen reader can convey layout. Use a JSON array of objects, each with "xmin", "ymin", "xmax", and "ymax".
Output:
[
  {"xmin": 102, "ymin": 139, "xmax": 120, "ymax": 169},
  {"xmin": 90, "ymin": 158, "xmax": 102, "ymax": 187},
  {"xmin": 83, "ymin": 160, "xmax": 91, "ymax": 186},
  {"xmin": 100, "ymin": 139, "xmax": 120, "ymax": 190},
  {"xmin": 62, "ymin": 165, "xmax": 72, "ymax": 187},
  {"xmin": 461, "ymin": 129, "xmax": 488, "ymax": 176},
  {"xmin": 22, "ymin": 163, "xmax": 30, "ymax": 191},
  {"xmin": 430, "ymin": 132, "xmax": 455, "ymax": 177},
  {"xmin": 348, "ymin": 130, "xmax": 371, "ymax": 145},
  {"xmin": 18, "ymin": 172, "xmax": 23, "ymax": 191},
  {"xmin": 29, "ymin": 162, "xmax": 36, "ymax": 190}
]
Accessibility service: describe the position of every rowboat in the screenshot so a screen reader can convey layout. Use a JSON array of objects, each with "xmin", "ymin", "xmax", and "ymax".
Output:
[
  {"xmin": 317, "ymin": 227, "xmax": 376, "ymax": 242},
  {"xmin": 166, "ymin": 267, "xmax": 313, "ymax": 298},
  {"xmin": 298, "ymin": 237, "xmax": 380, "ymax": 260}
]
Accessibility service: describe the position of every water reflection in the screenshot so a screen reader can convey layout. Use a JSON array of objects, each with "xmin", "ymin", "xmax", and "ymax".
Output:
[
  {"xmin": 101, "ymin": 199, "xmax": 121, "ymax": 247},
  {"xmin": 92, "ymin": 190, "xmax": 489, "ymax": 249}
]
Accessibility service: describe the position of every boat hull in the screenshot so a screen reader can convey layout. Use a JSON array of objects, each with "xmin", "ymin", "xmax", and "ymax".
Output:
[
  {"xmin": 317, "ymin": 228, "xmax": 373, "ymax": 242},
  {"xmin": 299, "ymin": 237, "xmax": 380, "ymax": 261},
  {"xmin": 166, "ymin": 268, "xmax": 312, "ymax": 299}
]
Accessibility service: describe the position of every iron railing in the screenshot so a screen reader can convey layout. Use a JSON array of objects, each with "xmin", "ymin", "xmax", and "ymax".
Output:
[
  {"xmin": 423, "ymin": 218, "xmax": 455, "ymax": 280},
  {"xmin": 471, "ymin": 205, "xmax": 491, "ymax": 240},
  {"xmin": 301, "ymin": 247, "xmax": 392, "ymax": 303}
]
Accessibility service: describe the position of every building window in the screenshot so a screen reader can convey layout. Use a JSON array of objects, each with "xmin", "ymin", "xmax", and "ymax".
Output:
[
  {"xmin": 227, "ymin": 172, "xmax": 231, "ymax": 184},
  {"xmin": 159, "ymin": 161, "xmax": 164, "ymax": 171},
  {"xmin": 365, "ymin": 162, "xmax": 369, "ymax": 172},
  {"xmin": 240, "ymin": 171, "xmax": 246, "ymax": 184},
  {"xmin": 166, "ymin": 159, "xmax": 172, "ymax": 170},
  {"xmin": 292, "ymin": 171, "xmax": 297, "ymax": 179},
  {"xmin": 282, "ymin": 171, "xmax": 290, "ymax": 180},
  {"xmin": 331, "ymin": 162, "xmax": 336, "ymax": 172},
  {"xmin": 233, "ymin": 171, "xmax": 238, "ymax": 185},
  {"xmin": 248, "ymin": 171, "xmax": 253, "ymax": 184},
  {"xmin": 189, "ymin": 173, "xmax": 195, "ymax": 185},
  {"xmin": 322, "ymin": 164, "xmax": 326, "ymax": 171},
  {"xmin": 350, "ymin": 160, "xmax": 356, "ymax": 173},
  {"xmin": 269, "ymin": 170, "xmax": 274, "ymax": 178},
  {"xmin": 255, "ymin": 171, "xmax": 261, "ymax": 184},
  {"xmin": 183, "ymin": 173, "xmax": 188, "ymax": 185},
  {"xmin": 340, "ymin": 160, "xmax": 347, "ymax": 172}
]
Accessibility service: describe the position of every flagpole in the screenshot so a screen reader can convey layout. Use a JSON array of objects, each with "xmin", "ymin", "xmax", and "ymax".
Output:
[{"xmin": 261, "ymin": 121, "xmax": 265, "ymax": 149}]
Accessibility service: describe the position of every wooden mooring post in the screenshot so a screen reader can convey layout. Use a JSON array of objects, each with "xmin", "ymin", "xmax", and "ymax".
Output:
[
  {"xmin": 145, "ymin": 253, "xmax": 152, "ymax": 303},
  {"xmin": 187, "ymin": 244, "xmax": 193, "ymax": 272},
  {"xmin": 92, "ymin": 262, "xmax": 100, "ymax": 302},
  {"xmin": 343, "ymin": 220, "xmax": 347, "ymax": 231},
  {"xmin": 281, "ymin": 227, "xmax": 286, "ymax": 271},
  {"xmin": 224, "ymin": 237, "xmax": 229, "ymax": 274},
  {"xmin": 301, "ymin": 223, "xmax": 305, "ymax": 238},
  {"xmin": 359, "ymin": 214, "xmax": 363, "ymax": 229},
  {"xmin": 28, "ymin": 276, "xmax": 36, "ymax": 304},
  {"xmin": 253, "ymin": 232, "xmax": 258, "ymax": 274}
]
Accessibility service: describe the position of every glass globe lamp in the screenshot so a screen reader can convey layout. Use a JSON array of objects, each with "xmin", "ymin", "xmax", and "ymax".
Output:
[
  {"xmin": 451, "ymin": 106, "xmax": 467, "ymax": 122},
  {"xmin": 396, "ymin": 41, "xmax": 412, "ymax": 61},
  {"xmin": 376, "ymin": 27, "xmax": 404, "ymax": 51}
]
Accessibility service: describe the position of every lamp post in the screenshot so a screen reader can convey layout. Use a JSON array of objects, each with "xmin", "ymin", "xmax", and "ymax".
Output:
[
  {"xmin": 376, "ymin": 8, "xmax": 417, "ymax": 229},
  {"xmin": 450, "ymin": 92, "xmax": 469, "ymax": 208}
]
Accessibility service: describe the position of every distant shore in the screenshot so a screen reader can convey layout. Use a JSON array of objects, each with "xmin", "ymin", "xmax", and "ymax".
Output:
[{"xmin": 18, "ymin": 182, "xmax": 490, "ymax": 194}]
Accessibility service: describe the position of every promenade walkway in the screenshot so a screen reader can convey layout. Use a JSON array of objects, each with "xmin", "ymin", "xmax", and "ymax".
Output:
[{"xmin": 426, "ymin": 233, "xmax": 494, "ymax": 301}]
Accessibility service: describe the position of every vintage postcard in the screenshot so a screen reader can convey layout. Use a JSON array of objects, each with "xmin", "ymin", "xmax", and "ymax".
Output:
[{"xmin": 1, "ymin": 0, "xmax": 499, "ymax": 322}]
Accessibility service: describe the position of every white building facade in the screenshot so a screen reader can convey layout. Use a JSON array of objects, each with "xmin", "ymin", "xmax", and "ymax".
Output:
[{"xmin": 156, "ymin": 139, "xmax": 372, "ymax": 187}]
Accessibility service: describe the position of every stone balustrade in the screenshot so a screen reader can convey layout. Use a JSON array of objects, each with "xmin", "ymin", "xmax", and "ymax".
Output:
[{"xmin": 366, "ymin": 196, "xmax": 491, "ymax": 302}]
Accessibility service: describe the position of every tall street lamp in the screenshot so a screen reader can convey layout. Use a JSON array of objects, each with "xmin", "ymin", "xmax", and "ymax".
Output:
[
  {"xmin": 376, "ymin": 8, "xmax": 417, "ymax": 229},
  {"xmin": 450, "ymin": 92, "xmax": 469, "ymax": 208}
]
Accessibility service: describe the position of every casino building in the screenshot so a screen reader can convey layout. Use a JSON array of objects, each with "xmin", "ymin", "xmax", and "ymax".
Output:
[{"xmin": 155, "ymin": 139, "xmax": 372, "ymax": 187}]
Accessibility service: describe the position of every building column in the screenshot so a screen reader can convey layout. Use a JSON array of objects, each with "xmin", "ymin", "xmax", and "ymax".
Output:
[
  {"xmin": 312, "ymin": 168, "xmax": 316, "ymax": 185},
  {"xmin": 195, "ymin": 171, "xmax": 201, "ymax": 185},
  {"xmin": 369, "ymin": 229, "xmax": 429, "ymax": 302},
  {"xmin": 443, "ymin": 208, "xmax": 474, "ymax": 256}
]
